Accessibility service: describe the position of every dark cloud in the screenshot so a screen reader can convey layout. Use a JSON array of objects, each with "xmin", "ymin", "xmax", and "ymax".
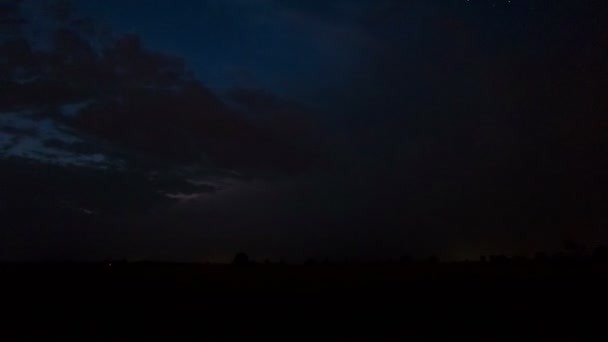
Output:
[
  {"xmin": 0, "ymin": 124, "xmax": 37, "ymax": 137},
  {"xmin": 0, "ymin": 0, "xmax": 331, "ymax": 260},
  {"xmin": 43, "ymin": 138, "xmax": 103, "ymax": 155},
  {"xmin": 1, "ymin": 2, "xmax": 324, "ymax": 175},
  {"xmin": 227, "ymin": 88, "xmax": 329, "ymax": 170}
]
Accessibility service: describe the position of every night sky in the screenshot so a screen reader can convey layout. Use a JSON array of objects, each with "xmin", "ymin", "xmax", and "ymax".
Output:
[{"xmin": 1, "ymin": 0, "xmax": 607, "ymax": 262}]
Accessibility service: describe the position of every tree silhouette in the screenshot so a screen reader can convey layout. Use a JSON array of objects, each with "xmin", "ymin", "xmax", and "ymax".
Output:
[
  {"xmin": 592, "ymin": 245, "xmax": 608, "ymax": 262},
  {"xmin": 232, "ymin": 253, "xmax": 250, "ymax": 266}
]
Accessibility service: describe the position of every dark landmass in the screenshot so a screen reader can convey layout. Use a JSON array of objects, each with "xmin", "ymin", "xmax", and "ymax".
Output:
[{"xmin": 2, "ymin": 255, "xmax": 608, "ymax": 337}]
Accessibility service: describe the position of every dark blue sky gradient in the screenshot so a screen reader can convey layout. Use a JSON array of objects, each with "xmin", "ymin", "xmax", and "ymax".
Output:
[
  {"xmin": 79, "ymin": 0, "xmax": 376, "ymax": 108},
  {"xmin": 2, "ymin": 0, "xmax": 608, "ymax": 261},
  {"xmin": 62, "ymin": 0, "xmax": 608, "ymax": 259}
]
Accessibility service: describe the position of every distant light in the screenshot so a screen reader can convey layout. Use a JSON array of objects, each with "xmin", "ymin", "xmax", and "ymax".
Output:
[
  {"xmin": 165, "ymin": 192, "xmax": 204, "ymax": 201},
  {"xmin": 108, "ymin": 263, "xmax": 112, "ymax": 267}
]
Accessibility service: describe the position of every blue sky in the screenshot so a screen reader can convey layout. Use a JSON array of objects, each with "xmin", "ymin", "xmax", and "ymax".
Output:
[
  {"xmin": 2, "ymin": 0, "xmax": 608, "ymax": 261},
  {"xmin": 79, "ymin": 0, "xmax": 376, "ymax": 108}
]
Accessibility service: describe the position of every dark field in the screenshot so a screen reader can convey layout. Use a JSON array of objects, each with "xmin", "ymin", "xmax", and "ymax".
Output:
[{"xmin": 2, "ymin": 260, "xmax": 607, "ymax": 337}]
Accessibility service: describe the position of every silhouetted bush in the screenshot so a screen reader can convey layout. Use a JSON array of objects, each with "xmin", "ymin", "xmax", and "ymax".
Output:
[
  {"xmin": 534, "ymin": 252, "xmax": 548, "ymax": 262},
  {"xmin": 592, "ymin": 245, "xmax": 608, "ymax": 262},
  {"xmin": 232, "ymin": 253, "xmax": 250, "ymax": 266},
  {"xmin": 489, "ymin": 255, "xmax": 509, "ymax": 264},
  {"xmin": 562, "ymin": 239, "xmax": 587, "ymax": 258},
  {"xmin": 305, "ymin": 259, "xmax": 318, "ymax": 267}
]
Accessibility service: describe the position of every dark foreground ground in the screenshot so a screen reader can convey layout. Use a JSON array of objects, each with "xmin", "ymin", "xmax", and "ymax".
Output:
[{"xmin": 1, "ymin": 260, "xmax": 608, "ymax": 337}]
